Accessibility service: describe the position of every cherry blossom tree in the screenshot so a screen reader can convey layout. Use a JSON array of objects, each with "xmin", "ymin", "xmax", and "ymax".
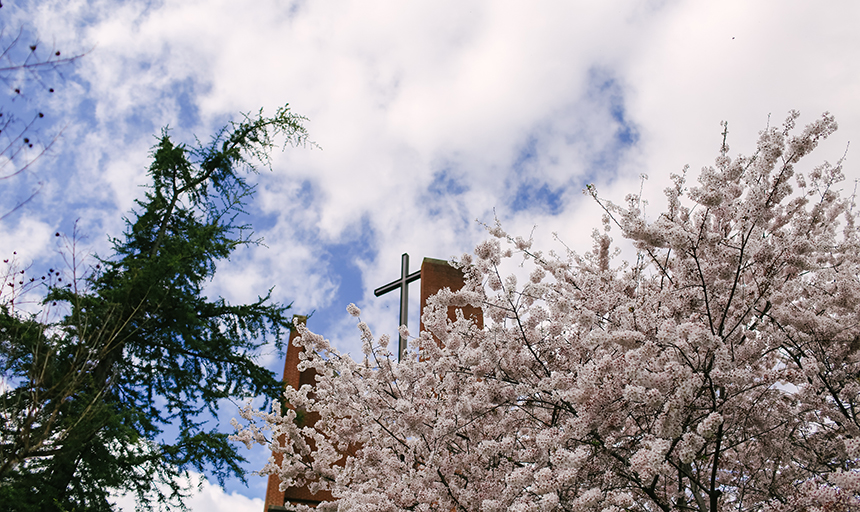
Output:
[{"xmin": 233, "ymin": 111, "xmax": 860, "ymax": 512}]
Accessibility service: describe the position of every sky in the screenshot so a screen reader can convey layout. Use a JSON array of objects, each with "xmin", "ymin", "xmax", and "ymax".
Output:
[{"xmin": 2, "ymin": 0, "xmax": 860, "ymax": 510}]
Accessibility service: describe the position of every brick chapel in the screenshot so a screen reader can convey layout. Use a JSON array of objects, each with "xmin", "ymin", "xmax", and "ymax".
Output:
[{"xmin": 263, "ymin": 257, "xmax": 482, "ymax": 511}]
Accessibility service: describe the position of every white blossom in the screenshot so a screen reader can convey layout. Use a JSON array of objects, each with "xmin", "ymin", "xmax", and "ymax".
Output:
[{"xmin": 346, "ymin": 303, "xmax": 361, "ymax": 317}]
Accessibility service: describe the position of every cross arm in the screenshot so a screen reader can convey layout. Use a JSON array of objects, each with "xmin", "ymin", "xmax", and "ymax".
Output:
[{"xmin": 373, "ymin": 270, "xmax": 421, "ymax": 297}]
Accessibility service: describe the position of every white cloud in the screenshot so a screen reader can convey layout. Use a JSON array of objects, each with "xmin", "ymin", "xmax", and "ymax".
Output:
[{"xmin": 111, "ymin": 472, "xmax": 264, "ymax": 512}]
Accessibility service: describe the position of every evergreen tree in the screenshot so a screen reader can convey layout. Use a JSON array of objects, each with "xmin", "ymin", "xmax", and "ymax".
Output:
[{"xmin": 1, "ymin": 105, "xmax": 309, "ymax": 510}]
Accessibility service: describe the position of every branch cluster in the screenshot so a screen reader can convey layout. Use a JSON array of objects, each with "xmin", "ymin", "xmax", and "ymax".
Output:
[{"xmin": 0, "ymin": 23, "xmax": 86, "ymax": 220}]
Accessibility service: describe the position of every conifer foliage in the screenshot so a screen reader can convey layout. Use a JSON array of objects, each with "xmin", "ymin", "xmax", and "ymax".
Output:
[
  {"xmin": 234, "ymin": 112, "xmax": 860, "ymax": 512},
  {"xmin": 1, "ymin": 106, "xmax": 308, "ymax": 511}
]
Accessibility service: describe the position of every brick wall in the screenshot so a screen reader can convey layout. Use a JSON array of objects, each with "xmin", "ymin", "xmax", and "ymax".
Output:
[
  {"xmin": 419, "ymin": 257, "xmax": 483, "ymax": 334},
  {"xmin": 263, "ymin": 315, "xmax": 333, "ymax": 511}
]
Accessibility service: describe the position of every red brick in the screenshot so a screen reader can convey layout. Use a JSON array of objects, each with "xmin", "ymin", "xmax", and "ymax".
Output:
[{"xmin": 419, "ymin": 257, "xmax": 483, "ymax": 337}]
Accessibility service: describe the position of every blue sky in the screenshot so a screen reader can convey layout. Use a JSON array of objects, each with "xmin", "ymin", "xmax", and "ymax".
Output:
[{"xmin": 3, "ymin": 1, "xmax": 860, "ymax": 509}]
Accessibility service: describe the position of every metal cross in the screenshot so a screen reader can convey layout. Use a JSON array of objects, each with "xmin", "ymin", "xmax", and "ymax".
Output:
[{"xmin": 374, "ymin": 253, "xmax": 421, "ymax": 361}]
